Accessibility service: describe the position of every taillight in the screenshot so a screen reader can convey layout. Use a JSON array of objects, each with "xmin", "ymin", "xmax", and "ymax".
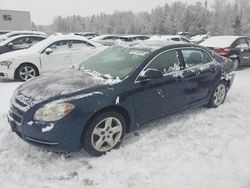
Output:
[{"xmin": 214, "ymin": 49, "xmax": 231, "ymax": 56}]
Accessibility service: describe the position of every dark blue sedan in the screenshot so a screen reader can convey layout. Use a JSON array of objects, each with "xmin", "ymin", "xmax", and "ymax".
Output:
[{"xmin": 8, "ymin": 41, "xmax": 235, "ymax": 156}]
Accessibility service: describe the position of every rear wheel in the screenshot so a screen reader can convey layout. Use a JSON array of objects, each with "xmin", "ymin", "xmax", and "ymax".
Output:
[
  {"xmin": 16, "ymin": 64, "xmax": 39, "ymax": 81},
  {"xmin": 208, "ymin": 82, "xmax": 227, "ymax": 108},
  {"xmin": 83, "ymin": 111, "xmax": 126, "ymax": 156},
  {"xmin": 234, "ymin": 59, "xmax": 239, "ymax": 70}
]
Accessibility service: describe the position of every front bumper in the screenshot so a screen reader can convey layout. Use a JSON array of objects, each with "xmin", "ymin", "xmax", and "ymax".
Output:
[
  {"xmin": 8, "ymin": 97, "xmax": 87, "ymax": 152},
  {"xmin": 0, "ymin": 65, "xmax": 15, "ymax": 80}
]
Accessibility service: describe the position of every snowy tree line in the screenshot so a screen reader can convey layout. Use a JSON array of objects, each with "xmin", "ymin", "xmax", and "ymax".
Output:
[{"xmin": 37, "ymin": 0, "xmax": 250, "ymax": 36}]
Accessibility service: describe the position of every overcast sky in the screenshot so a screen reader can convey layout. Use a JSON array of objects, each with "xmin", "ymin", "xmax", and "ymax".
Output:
[{"xmin": 1, "ymin": 0, "xmax": 212, "ymax": 25}]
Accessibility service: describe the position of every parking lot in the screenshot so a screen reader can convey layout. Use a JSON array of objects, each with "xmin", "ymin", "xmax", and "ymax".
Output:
[{"xmin": 0, "ymin": 67, "xmax": 250, "ymax": 188}]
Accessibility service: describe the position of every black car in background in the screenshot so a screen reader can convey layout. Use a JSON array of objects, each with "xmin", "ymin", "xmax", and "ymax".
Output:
[
  {"xmin": 0, "ymin": 35, "xmax": 46, "ymax": 55},
  {"xmin": 118, "ymin": 35, "xmax": 150, "ymax": 43},
  {"xmin": 200, "ymin": 36, "xmax": 250, "ymax": 69},
  {"xmin": 8, "ymin": 41, "xmax": 235, "ymax": 156}
]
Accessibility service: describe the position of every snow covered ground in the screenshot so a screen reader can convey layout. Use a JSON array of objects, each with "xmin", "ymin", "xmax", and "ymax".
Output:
[{"xmin": 0, "ymin": 68, "xmax": 250, "ymax": 188}]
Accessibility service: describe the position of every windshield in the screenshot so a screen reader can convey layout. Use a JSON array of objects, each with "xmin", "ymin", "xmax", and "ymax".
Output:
[
  {"xmin": 28, "ymin": 38, "xmax": 52, "ymax": 52},
  {"xmin": 81, "ymin": 46, "xmax": 150, "ymax": 79}
]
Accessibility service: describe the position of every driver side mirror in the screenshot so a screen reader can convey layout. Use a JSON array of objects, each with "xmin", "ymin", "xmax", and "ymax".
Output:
[
  {"xmin": 45, "ymin": 48, "xmax": 53, "ymax": 55},
  {"xmin": 137, "ymin": 69, "xmax": 163, "ymax": 82},
  {"xmin": 8, "ymin": 42, "xmax": 14, "ymax": 48}
]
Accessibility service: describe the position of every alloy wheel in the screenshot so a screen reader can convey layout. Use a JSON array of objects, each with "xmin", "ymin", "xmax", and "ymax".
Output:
[
  {"xmin": 91, "ymin": 117, "xmax": 123, "ymax": 152},
  {"xmin": 19, "ymin": 66, "xmax": 36, "ymax": 81},
  {"xmin": 213, "ymin": 84, "xmax": 226, "ymax": 106}
]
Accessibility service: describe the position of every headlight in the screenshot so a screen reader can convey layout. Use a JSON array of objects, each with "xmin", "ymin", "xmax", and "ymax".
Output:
[
  {"xmin": 0, "ymin": 61, "xmax": 12, "ymax": 67},
  {"xmin": 33, "ymin": 103, "xmax": 75, "ymax": 122}
]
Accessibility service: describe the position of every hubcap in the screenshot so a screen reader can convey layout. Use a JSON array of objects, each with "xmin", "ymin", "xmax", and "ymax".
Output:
[
  {"xmin": 91, "ymin": 117, "xmax": 123, "ymax": 152},
  {"xmin": 213, "ymin": 84, "xmax": 226, "ymax": 106},
  {"xmin": 19, "ymin": 66, "xmax": 36, "ymax": 81}
]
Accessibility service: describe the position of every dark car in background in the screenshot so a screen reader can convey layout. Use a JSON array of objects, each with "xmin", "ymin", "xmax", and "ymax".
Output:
[
  {"xmin": 200, "ymin": 36, "xmax": 250, "ymax": 69},
  {"xmin": 118, "ymin": 35, "xmax": 150, "ymax": 43},
  {"xmin": 8, "ymin": 41, "xmax": 235, "ymax": 156},
  {"xmin": 0, "ymin": 35, "xmax": 46, "ymax": 55},
  {"xmin": 75, "ymin": 32, "xmax": 99, "ymax": 40}
]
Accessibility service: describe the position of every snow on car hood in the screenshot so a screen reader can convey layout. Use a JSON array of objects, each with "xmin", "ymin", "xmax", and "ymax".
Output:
[{"xmin": 16, "ymin": 68, "xmax": 110, "ymax": 103}]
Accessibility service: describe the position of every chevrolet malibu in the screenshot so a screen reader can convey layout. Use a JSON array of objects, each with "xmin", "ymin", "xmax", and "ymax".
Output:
[{"xmin": 8, "ymin": 41, "xmax": 235, "ymax": 156}]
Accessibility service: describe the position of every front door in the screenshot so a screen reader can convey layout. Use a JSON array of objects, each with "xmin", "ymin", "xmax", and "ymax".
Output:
[
  {"xmin": 134, "ymin": 50, "xmax": 186, "ymax": 124},
  {"xmin": 180, "ymin": 48, "xmax": 217, "ymax": 105},
  {"xmin": 40, "ymin": 40, "xmax": 72, "ymax": 72}
]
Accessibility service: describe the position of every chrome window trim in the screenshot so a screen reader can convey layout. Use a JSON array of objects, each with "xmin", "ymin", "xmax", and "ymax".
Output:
[{"xmin": 134, "ymin": 47, "xmax": 214, "ymax": 84}]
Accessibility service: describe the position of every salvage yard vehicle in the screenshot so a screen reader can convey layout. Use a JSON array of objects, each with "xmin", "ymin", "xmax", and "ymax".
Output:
[
  {"xmin": 118, "ymin": 35, "xmax": 150, "ymax": 43},
  {"xmin": 0, "ymin": 35, "xmax": 46, "ymax": 55},
  {"xmin": 0, "ymin": 31, "xmax": 47, "ymax": 42},
  {"xmin": 91, "ymin": 35, "xmax": 119, "ymax": 46},
  {"xmin": 8, "ymin": 41, "xmax": 235, "ymax": 156},
  {"xmin": 200, "ymin": 36, "xmax": 250, "ymax": 69},
  {"xmin": 149, "ymin": 35, "xmax": 191, "ymax": 43},
  {"xmin": 0, "ymin": 35, "xmax": 104, "ymax": 81}
]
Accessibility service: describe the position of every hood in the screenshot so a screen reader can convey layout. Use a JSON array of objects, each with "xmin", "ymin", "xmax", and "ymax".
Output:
[
  {"xmin": 0, "ymin": 48, "xmax": 36, "ymax": 61},
  {"xmin": 16, "ymin": 68, "xmax": 109, "ymax": 103}
]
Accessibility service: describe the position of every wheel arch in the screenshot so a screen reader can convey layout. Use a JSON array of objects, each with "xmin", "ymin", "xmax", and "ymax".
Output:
[
  {"xmin": 14, "ymin": 62, "xmax": 40, "ymax": 79},
  {"xmin": 80, "ymin": 105, "xmax": 131, "ymax": 146}
]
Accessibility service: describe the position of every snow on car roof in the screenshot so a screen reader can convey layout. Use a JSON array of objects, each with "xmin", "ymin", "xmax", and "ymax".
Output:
[
  {"xmin": 28, "ymin": 34, "xmax": 95, "ymax": 52},
  {"xmin": 0, "ymin": 35, "xmax": 47, "ymax": 46},
  {"xmin": 200, "ymin": 36, "xmax": 242, "ymax": 48},
  {"xmin": 130, "ymin": 40, "xmax": 187, "ymax": 51}
]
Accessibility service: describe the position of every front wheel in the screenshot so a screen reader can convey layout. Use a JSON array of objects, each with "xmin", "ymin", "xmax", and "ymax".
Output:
[
  {"xmin": 83, "ymin": 111, "xmax": 126, "ymax": 156},
  {"xmin": 208, "ymin": 82, "xmax": 227, "ymax": 108},
  {"xmin": 16, "ymin": 64, "xmax": 39, "ymax": 81}
]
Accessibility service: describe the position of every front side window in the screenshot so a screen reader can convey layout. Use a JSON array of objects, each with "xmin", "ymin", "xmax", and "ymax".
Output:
[
  {"xmin": 11, "ymin": 37, "xmax": 31, "ymax": 48},
  {"xmin": 69, "ymin": 40, "xmax": 94, "ymax": 49},
  {"xmin": 146, "ymin": 50, "xmax": 180, "ymax": 74},
  {"xmin": 181, "ymin": 49, "xmax": 212, "ymax": 67},
  {"xmin": 47, "ymin": 40, "xmax": 70, "ymax": 52},
  {"xmin": 234, "ymin": 38, "xmax": 248, "ymax": 48}
]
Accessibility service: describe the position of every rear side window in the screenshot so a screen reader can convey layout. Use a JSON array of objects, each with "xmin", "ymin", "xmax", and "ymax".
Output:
[
  {"xmin": 146, "ymin": 50, "xmax": 180, "ymax": 74},
  {"xmin": 181, "ymin": 49, "xmax": 212, "ymax": 68}
]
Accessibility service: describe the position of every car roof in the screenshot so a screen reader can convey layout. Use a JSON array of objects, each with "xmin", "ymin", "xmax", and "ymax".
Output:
[
  {"xmin": 0, "ymin": 34, "xmax": 47, "ymax": 46},
  {"xmin": 200, "ymin": 35, "xmax": 247, "ymax": 48},
  {"xmin": 129, "ymin": 40, "xmax": 196, "ymax": 52}
]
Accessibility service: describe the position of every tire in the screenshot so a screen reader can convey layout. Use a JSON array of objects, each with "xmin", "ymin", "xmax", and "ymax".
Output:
[
  {"xmin": 208, "ymin": 81, "xmax": 227, "ymax": 108},
  {"xmin": 83, "ymin": 111, "xmax": 126, "ymax": 156},
  {"xmin": 234, "ymin": 59, "xmax": 239, "ymax": 70},
  {"xmin": 15, "ymin": 64, "xmax": 39, "ymax": 81}
]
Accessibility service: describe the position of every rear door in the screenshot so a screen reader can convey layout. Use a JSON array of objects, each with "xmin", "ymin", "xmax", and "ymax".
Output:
[
  {"xmin": 180, "ymin": 48, "xmax": 217, "ymax": 105},
  {"xmin": 232, "ymin": 38, "xmax": 250, "ymax": 65}
]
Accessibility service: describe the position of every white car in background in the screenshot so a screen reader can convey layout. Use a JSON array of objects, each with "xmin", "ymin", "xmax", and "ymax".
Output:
[
  {"xmin": 0, "ymin": 35, "xmax": 104, "ymax": 81},
  {"xmin": 91, "ymin": 35, "xmax": 119, "ymax": 46},
  {"xmin": 0, "ymin": 31, "xmax": 47, "ymax": 42},
  {"xmin": 148, "ymin": 35, "xmax": 191, "ymax": 43}
]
